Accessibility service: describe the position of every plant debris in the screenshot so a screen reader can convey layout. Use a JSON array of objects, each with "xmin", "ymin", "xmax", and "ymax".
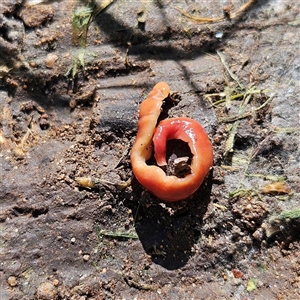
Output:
[{"xmin": 261, "ymin": 181, "xmax": 292, "ymax": 195}]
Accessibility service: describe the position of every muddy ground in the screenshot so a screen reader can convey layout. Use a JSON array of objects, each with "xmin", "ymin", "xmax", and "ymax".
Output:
[{"xmin": 0, "ymin": 0, "xmax": 300, "ymax": 299}]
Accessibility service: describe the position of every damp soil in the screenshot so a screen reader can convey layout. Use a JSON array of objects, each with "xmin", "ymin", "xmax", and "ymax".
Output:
[{"xmin": 1, "ymin": 0, "xmax": 300, "ymax": 299}]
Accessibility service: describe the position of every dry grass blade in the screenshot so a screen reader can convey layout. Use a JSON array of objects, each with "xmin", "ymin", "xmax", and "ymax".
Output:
[
  {"xmin": 217, "ymin": 50, "xmax": 243, "ymax": 89},
  {"xmin": 175, "ymin": 0, "xmax": 256, "ymax": 24},
  {"xmin": 175, "ymin": 7, "xmax": 224, "ymax": 23},
  {"xmin": 261, "ymin": 181, "xmax": 292, "ymax": 195}
]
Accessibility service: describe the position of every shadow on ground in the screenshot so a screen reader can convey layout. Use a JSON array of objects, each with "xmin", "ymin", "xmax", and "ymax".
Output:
[{"xmin": 125, "ymin": 170, "xmax": 213, "ymax": 270}]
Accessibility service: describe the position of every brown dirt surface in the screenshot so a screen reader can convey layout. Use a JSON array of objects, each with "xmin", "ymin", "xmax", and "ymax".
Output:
[{"xmin": 1, "ymin": 0, "xmax": 300, "ymax": 299}]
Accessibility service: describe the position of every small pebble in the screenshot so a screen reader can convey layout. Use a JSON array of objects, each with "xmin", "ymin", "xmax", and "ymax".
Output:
[
  {"xmin": 36, "ymin": 282, "xmax": 57, "ymax": 300},
  {"xmin": 45, "ymin": 53, "xmax": 58, "ymax": 69},
  {"xmin": 252, "ymin": 228, "xmax": 264, "ymax": 240},
  {"xmin": 53, "ymin": 279, "xmax": 59, "ymax": 286},
  {"xmin": 215, "ymin": 32, "xmax": 224, "ymax": 38},
  {"xmin": 232, "ymin": 269, "xmax": 244, "ymax": 278},
  {"xmin": 83, "ymin": 254, "xmax": 90, "ymax": 262},
  {"xmin": 7, "ymin": 276, "xmax": 18, "ymax": 287}
]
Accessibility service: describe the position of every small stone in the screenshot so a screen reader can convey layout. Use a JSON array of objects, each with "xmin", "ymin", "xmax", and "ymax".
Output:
[
  {"xmin": 174, "ymin": 156, "xmax": 191, "ymax": 177},
  {"xmin": 83, "ymin": 254, "xmax": 90, "ymax": 262},
  {"xmin": 232, "ymin": 269, "xmax": 244, "ymax": 278},
  {"xmin": 45, "ymin": 53, "xmax": 58, "ymax": 69},
  {"xmin": 36, "ymin": 105, "xmax": 45, "ymax": 114},
  {"xmin": 70, "ymin": 237, "xmax": 76, "ymax": 244},
  {"xmin": 252, "ymin": 228, "xmax": 264, "ymax": 240},
  {"xmin": 57, "ymin": 174, "xmax": 65, "ymax": 180},
  {"xmin": 39, "ymin": 118, "xmax": 50, "ymax": 130},
  {"xmin": 36, "ymin": 282, "xmax": 57, "ymax": 300},
  {"xmin": 53, "ymin": 279, "xmax": 59, "ymax": 286},
  {"xmin": 69, "ymin": 99, "xmax": 77, "ymax": 108},
  {"xmin": 215, "ymin": 32, "xmax": 224, "ymax": 39},
  {"xmin": 7, "ymin": 276, "xmax": 18, "ymax": 287}
]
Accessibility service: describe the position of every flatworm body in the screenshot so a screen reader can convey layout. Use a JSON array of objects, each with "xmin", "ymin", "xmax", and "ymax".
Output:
[{"xmin": 130, "ymin": 82, "xmax": 213, "ymax": 201}]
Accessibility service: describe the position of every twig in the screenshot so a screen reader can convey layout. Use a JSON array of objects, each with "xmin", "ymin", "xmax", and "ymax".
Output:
[{"xmin": 230, "ymin": 0, "xmax": 257, "ymax": 19}]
